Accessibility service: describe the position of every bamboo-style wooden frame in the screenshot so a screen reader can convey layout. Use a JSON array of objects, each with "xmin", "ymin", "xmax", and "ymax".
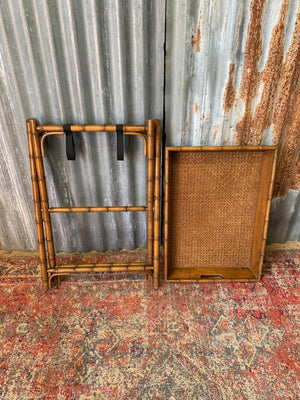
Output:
[
  {"xmin": 27, "ymin": 118, "xmax": 161, "ymax": 290},
  {"xmin": 164, "ymin": 146, "xmax": 277, "ymax": 283}
]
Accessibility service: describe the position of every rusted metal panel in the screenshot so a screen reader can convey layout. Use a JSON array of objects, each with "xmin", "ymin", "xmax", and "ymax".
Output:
[
  {"xmin": 0, "ymin": 0, "xmax": 165, "ymax": 252},
  {"xmin": 165, "ymin": 0, "xmax": 300, "ymax": 243}
]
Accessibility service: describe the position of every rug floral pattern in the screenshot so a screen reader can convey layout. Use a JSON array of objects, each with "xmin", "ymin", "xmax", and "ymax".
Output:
[{"xmin": 0, "ymin": 250, "xmax": 299, "ymax": 399}]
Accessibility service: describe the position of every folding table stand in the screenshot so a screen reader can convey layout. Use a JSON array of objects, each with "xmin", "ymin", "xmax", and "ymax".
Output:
[{"xmin": 26, "ymin": 119, "xmax": 161, "ymax": 291}]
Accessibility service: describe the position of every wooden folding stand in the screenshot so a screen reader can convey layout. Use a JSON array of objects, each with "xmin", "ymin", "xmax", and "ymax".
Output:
[{"xmin": 26, "ymin": 119, "xmax": 161, "ymax": 291}]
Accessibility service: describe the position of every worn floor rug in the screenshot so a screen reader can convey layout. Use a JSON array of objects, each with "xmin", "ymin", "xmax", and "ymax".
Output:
[{"xmin": 0, "ymin": 249, "xmax": 299, "ymax": 400}]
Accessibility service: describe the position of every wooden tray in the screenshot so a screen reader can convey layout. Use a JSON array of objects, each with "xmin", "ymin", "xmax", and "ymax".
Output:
[{"xmin": 164, "ymin": 146, "xmax": 277, "ymax": 282}]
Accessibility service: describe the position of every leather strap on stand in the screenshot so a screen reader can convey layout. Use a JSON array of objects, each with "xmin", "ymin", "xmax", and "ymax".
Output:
[
  {"xmin": 116, "ymin": 124, "xmax": 124, "ymax": 161},
  {"xmin": 63, "ymin": 124, "xmax": 75, "ymax": 160}
]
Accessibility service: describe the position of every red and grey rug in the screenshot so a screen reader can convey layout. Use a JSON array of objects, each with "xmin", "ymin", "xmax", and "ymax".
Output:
[{"xmin": 0, "ymin": 249, "xmax": 299, "ymax": 399}]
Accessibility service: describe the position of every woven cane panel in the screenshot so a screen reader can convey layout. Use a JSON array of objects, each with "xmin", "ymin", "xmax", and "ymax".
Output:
[{"xmin": 169, "ymin": 151, "xmax": 264, "ymax": 270}]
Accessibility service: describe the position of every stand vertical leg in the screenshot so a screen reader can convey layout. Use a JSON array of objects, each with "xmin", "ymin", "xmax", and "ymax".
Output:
[
  {"xmin": 153, "ymin": 120, "xmax": 161, "ymax": 288},
  {"xmin": 29, "ymin": 119, "xmax": 56, "ymax": 284},
  {"xmin": 147, "ymin": 120, "xmax": 155, "ymax": 268},
  {"xmin": 26, "ymin": 119, "xmax": 49, "ymax": 291}
]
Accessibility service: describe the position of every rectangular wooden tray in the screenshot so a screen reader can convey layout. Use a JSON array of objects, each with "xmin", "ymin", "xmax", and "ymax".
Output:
[{"xmin": 164, "ymin": 146, "xmax": 277, "ymax": 282}]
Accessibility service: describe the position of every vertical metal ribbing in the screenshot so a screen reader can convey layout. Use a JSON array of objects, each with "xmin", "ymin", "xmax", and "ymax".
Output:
[
  {"xmin": 147, "ymin": 120, "xmax": 155, "ymax": 267},
  {"xmin": 26, "ymin": 119, "xmax": 49, "ymax": 291},
  {"xmin": 29, "ymin": 119, "xmax": 56, "ymax": 272},
  {"xmin": 153, "ymin": 120, "xmax": 161, "ymax": 288}
]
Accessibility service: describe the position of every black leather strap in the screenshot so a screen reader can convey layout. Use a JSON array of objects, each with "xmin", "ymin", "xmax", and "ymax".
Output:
[
  {"xmin": 63, "ymin": 124, "xmax": 75, "ymax": 160},
  {"xmin": 116, "ymin": 124, "xmax": 124, "ymax": 161}
]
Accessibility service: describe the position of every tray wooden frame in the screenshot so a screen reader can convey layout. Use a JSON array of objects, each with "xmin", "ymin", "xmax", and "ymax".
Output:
[
  {"xmin": 164, "ymin": 146, "xmax": 277, "ymax": 283},
  {"xmin": 26, "ymin": 118, "xmax": 161, "ymax": 291}
]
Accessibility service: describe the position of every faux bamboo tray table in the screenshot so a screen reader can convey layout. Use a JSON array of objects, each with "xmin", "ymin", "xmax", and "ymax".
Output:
[{"xmin": 164, "ymin": 146, "xmax": 277, "ymax": 283}]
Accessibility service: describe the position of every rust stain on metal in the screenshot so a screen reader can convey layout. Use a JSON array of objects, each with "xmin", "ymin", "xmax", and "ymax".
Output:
[
  {"xmin": 232, "ymin": 0, "xmax": 299, "ymax": 196},
  {"xmin": 235, "ymin": 0, "xmax": 266, "ymax": 145},
  {"xmin": 195, "ymin": 101, "xmax": 199, "ymax": 114},
  {"xmin": 273, "ymin": 86, "xmax": 300, "ymax": 197},
  {"xmin": 212, "ymin": 125, "xmax": 220, "ymax": 143},
  {"xmin": 272, "ymin": 9, "xmax": 300, "ymax": 144},
  {"xmin": 191, "ymin": 14, "xmax": 201, "ymax": 53},
  {"xmin": 223, "ymin": 63, "xmax": 236, "ymax": 112},
  {"xmin": 250, "ymin": 0, "xmax": 289, "ymax": 144},
  {"xmin": 272, "ymin": 7, "xmax": 300, "ymax": 197}
]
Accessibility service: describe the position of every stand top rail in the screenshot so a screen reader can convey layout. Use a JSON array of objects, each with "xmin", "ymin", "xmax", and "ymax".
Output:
[{"xmin": 36, "ymin": 124, "xmax": 147, "ymax": 133}]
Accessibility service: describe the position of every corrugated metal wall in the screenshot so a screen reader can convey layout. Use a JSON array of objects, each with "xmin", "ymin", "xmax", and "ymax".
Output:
[
  {"xmin": 165, "ymin": 0, "xmax": 300, "ymax": 243},
  {"xmin": 0, "ymin": 0, "xmax": 299, "ymax": 252},
  {"xmin": 0, "ymin": 0, "xmax": 165, "ymax": 252}
]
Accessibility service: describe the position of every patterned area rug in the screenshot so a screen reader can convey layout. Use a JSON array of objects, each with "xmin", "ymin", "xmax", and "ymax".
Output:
[{"xmin": 0, "ymin": 249, "xmax": 299, "ymax": 399}]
